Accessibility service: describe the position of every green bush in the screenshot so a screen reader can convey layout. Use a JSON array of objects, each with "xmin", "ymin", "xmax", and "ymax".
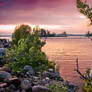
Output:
[
  {"xmin": 5, "ymin": 24, "xmax": 54, "ymax": 72},
  {"xmin": 48, "ymin": 84, "xmax": 67, "ymax": 92},
  {"xmin": 12, "ymin": 24, "xmax": 31, "ymax": 45}
]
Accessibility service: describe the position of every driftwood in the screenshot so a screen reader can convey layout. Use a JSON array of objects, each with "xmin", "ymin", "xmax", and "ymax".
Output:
[{"xmin": 75, "ymin": 58, "xmax": 87, "ymax": 80}]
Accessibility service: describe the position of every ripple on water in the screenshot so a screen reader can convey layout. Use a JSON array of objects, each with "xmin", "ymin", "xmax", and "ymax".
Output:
[{"xmin": 42, "ymin": 37, "xmax": 92, "ymax": 87}]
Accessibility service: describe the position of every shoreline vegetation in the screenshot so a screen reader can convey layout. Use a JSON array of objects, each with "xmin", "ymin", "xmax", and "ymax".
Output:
[{"xmin": 0, "ymin": 24, "xmax": 77, "ymax": 92}]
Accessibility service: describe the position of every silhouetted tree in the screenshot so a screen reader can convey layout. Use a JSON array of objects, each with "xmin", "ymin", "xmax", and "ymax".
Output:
[
  {"xmin": 62, "ymin": 31, "xmax": 67, "ymax": 37},
  {"xmin": 33, "ymin": 25, "xmax": 40, "ymax": 36},
  {"xmin": 86, "ymin": 31, "xmax": 90, "ymax": 37},
  {"xmin": 40, "ymin": 29, "xmax": 47, "ymax": 37},
  {"xmin": 12, "ymin": 24, "xmax": 31, "ymax": 45}
]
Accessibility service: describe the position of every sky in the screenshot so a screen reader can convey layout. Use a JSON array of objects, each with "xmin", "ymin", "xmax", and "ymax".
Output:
[{"xmin": 0, "ymin": 0, "xmax": 92, "ymax": 35}]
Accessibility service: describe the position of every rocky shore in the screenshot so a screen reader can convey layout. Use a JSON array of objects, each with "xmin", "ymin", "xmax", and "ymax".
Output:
[{"xmin": 0, "ymin": 39, "xmax": 77, "ymax": 92}]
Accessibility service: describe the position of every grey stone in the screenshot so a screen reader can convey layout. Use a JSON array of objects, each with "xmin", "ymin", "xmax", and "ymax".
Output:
[
  {"xmin": 0, "ymin": 71, "xmax": 12, "ymax": 80},
  {"xmin": 9, "ymin": 84, "xmax": 16, "ymax": 89},
  {"xmin": 0, "ymin": 48, "xmax": 6, "ymax": 58},
  {"xmin": 21, "ymin": 79, "xmax": 30, "ymax": 89},
  {"xmin": 27, "ymin": 69, "xmax": 35, "ymax": 75},
  {"xmin": 23, "ymin": 65, "xmax": 32, "ymax": 71},
  {"xmin": 42, "ymin": 71, "xmax": 50, "ymax": 78},
  {"xmin": 52, "ymin": 72, "xmax": 61, "ymax": 79},
  {"xmin": 32, "ymin": 86, "xmax": 52, "ymax": 92},
  {"xmin": 48, "ymin": 69, "xmax": 54, "ymax": 73}
]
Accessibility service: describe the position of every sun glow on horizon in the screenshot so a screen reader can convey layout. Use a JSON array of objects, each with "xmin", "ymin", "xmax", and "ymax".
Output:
[{"xmin": 0, "ymin": 24, "xmax": 66, "ymax": 32}]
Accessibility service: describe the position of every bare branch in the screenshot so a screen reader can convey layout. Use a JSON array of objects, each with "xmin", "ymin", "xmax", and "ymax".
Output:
[{"xmin": 75, "ymin": 58, "xmax": 87, "ymax": 80}]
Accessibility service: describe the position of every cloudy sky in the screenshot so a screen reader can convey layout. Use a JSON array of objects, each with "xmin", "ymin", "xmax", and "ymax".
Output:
[{"xmin": 0, "ymin": 0, "xmax": 92, "ymax": 35}]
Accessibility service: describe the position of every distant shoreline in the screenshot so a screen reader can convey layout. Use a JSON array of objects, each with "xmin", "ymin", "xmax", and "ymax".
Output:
[{"xmin": 0, "ymin": 34, "xmax": 86, "ymax": 37}]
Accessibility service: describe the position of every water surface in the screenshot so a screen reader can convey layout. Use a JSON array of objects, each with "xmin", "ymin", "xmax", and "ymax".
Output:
[{"xmin": 42, "ymin": 36, "xmax": 92, "ymax": 86}]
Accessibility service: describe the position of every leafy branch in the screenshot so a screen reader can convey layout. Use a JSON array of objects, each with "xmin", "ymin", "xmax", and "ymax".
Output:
[{"xmin": 77, "ymin": 0, "xmax": 92, "ymax": 24}]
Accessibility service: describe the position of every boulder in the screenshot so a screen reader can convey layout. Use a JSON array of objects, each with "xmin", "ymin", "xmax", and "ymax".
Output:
[
  {"xmin": 32, "ymin": 86, "xmax": 52, "ymax": 92},
  {"xmin": 51, "ymin": 72, "xmax": 61, "ymax": 80},
  {"xmin": 0, "ymin": 83, "xmax": 7, "ymax": 88},
  {"xmin": 27, "ymin": 69, "xmax": 35, "ymax": 75},
  {"xmin": 0, "ymin": 48, "xmax": 6, "ymax": 58},
  {"xmin": 21, "ymin": 79, "xmax": 31, "ymax": 89},
  {"xmin": 0, "ymin": 71, "xmax": 12, "ymax": 81},
  {"xmin": 5, "ymin": 78, "xmax": 21, "ymax": 88},
  {"xmin": 48, "ymin": 69, "xmax": 54, "ymax": 73},
  {"xmin": 42, "ymin": 71, "xmax": 50, "ymax": 78},
  {"xmin": 23, "ymin": 65, "xmax": 32, "ymax": 71},
  {"xmin": 9, "ymin": 84, "xmax": 16, "ymax": 90}
]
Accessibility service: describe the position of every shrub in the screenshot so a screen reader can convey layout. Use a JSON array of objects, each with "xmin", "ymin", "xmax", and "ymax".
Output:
[
  {"xmin": 5, "ymin": 24, "xmax": 54, "ymax": 72},
  {"xmin": 12, "ymin": 24, "xmax": 31, "ymax": 45}
]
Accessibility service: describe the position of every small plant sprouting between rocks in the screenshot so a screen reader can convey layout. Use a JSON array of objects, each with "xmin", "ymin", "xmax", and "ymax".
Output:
[{"xmin": 48, "ymin": 84, "xmax": 67, "ymax": 92}]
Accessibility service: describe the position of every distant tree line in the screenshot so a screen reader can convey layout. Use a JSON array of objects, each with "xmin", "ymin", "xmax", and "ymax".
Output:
[
  {"xmin": 40, "ymin": 28, "xmax": 67, "ymax": 37},
  {"xmin": 86, "ymin": 31, "xmax": 92, "ymax": 37},
  {"xmin": 40, "ymin": 29, "xmax": 56, "ymax": 37}
]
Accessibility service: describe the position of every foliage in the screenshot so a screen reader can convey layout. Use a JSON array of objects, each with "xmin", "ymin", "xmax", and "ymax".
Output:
[
  {"xmin": 12, "ymin": 24, "xmax": 31, "ymax": 45},
  {"xmin": 48, "ymin": 84, "xmax": 67, "ymax": 92},
  {"xmin": 86, "ymin": 31, "xmax": 92, "ymax": 37},
  {"xmin": 82, "ymin": 69, "xmax": 92, "ymax": 92},
  {"xmin": 40, "ymin": 29, "xmax": 47, "ymax": 37},
  {"xmin": 77, "ymin": 0, "xmax": 92, "ymax": 24},
  {"xmin": 77, "ymin": 1, "xmax": 92, "ymax": 91},
  {"xmin": 5, "ymin": 24, "xmax": 54, "ymax": 72}
]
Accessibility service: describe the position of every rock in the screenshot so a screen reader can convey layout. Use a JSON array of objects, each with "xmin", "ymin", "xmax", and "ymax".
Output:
[
  {"xmin": 62, "ymin": 81, "xmax": 70, "ymax": 86},
  {"xmin": 25, "ymin": 86, "xmax": 32, "ymax": 92},
  {"xmin": 15, "ymin": 90, "xmax": 20, "ymax": 92},
  {"xmin": 42, "ymin": 79, "xmax": 47, "ymax": 85},
  {"xmin": 89, "ymin": 69, "xmax": 92, "ymax": 77},
  {"xmin": 0, "ymin": 83, "xmax": 7, "ymax": 88},
  {"xmin": 66, "ymin": 89, "xmax": 75, "ymax": 92},
  {"xmin": 1, "ymin": 66, "xmax": 12, "ymax": 72},
  {"xmin": 32, "ymin": 86, "xmax": 52, "ymax": 92},
  {"xmin": 0, "ymin": 88, "xmax": 5, "ymax": 92},
  {"xmin": 51, "ymin": 72, "xmax": 61, "ymax": 80},
  {"xmin": 21, "ymin": 90, "xmax": 26, "ymax": 92},
  {"xmin": 45, "ymin": 77, "xmax": 50, "ymax": 81},
  {"xmin": 9, "ymin": 84, "xmax": 16, "ymax": 89},
  {"xmin": 5, "ymin": 87, "xmax": 9, "ymax": 92},
  {"xmin": 0, "ymin": 71, "xmax": 12, "ymax": 81},
  {"xmin": 34, "ymin": 77, "xmax": 40, "ymax": 82},
  {"xmin": 23, "ymin": 65, "xmax": 32, "ymax": 71},
  {"xmin": 4, "ymin": 77, "xmax": 21, "ymax": 88},
  {"xmin": 21, "ymin": 79, "xmax": 31, "ymax": 89},
  {"xmin": 27, "ymin": 69, "xmax": 35, "ymax": 75},
  {"xmin": 48, "ymin": 69, "xmax": 54, "ymax": 73},
  {"xmin": 42, "ymin": 71, "xmax": 50, "ymax": 78},
  {"xmin": 0, "ymin": 59, "xmax": 5, "ymax": 67},
  {"xmin": 0, "ymin": 48, "xmax": 6, "ymax": 58}
]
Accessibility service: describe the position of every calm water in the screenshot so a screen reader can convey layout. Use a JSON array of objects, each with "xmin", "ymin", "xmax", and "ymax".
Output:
[{"xmin": 42, "ymin": 36, "xmax": 92, "ymax": 86}]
